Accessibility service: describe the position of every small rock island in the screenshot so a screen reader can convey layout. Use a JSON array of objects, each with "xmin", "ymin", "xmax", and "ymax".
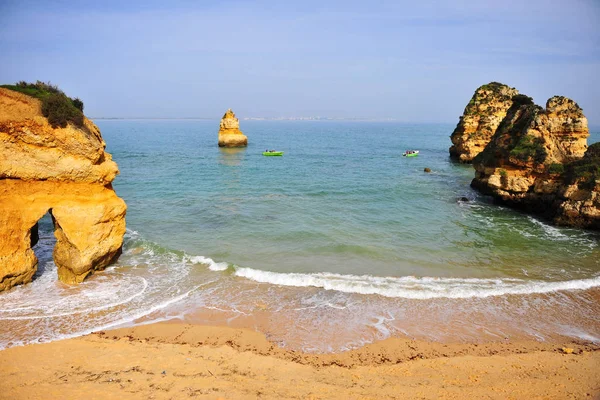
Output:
[
  {"xmin": 218, "ymin": 108, "xmax": 248, "ymax": 147},
  {"xmin": 0, "ymin": 83, "xmax": 127, "ymax": 291}
]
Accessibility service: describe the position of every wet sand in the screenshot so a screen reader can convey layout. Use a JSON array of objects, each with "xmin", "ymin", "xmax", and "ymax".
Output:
[{"xmin": 1, "ymin": 322, "xmax": 599, "ymax": 399}]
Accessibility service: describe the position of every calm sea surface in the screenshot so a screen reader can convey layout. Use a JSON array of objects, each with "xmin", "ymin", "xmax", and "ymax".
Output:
[{"xmin": 1, "ymin": 121, "xmax": 599, "ymax": 351}]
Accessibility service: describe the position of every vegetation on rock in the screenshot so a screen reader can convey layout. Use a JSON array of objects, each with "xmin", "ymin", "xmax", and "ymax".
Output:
[
  {"xmin": 0, "ymin": 81, "xmax": 85, "ymax": 129},
  {"xmin": 469, "ymin": 82, "xmax": 596, "ymax": 229},
  {"xmin": 546, "ymin": 96, "xmax": 582, "ymax": 115},
  {"xmin": 510, "ymin": 134, "xmax": 547, "ymax": 164},
  {"xmin": 474, "ymin": 99, "xmax": 548, "ymax": 168},
  {"xmin": 565, "ymin": 142, "xmax": 600, "ymax": 189},
  {"xmin": 547, "ymin": 163, "xmax": 565, "ymax": 175},
  {"xmin": 449, "ymin": 82, "xmax": 519, "ymax": 163},
  {"xmin": 480, "ymin": 82, "xmax": 512, "ymax": 90},
  {"xmin": 0, "ymin": 87, "xmax": 125, "ymax": 291},
  {"xmin": 511, "ymin": 94, "xmax": 534, "ymax": 107}
]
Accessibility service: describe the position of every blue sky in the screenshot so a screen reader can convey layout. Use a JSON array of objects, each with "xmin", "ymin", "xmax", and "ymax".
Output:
[{"xmin": 1, "ymin": 0, "xmax": 599, "ymax": 123}]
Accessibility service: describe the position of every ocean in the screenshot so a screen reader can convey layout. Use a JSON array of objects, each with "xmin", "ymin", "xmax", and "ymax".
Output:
[{"xmin": 1, "ymin": 120, "xmax": 599, "ymax": 352}]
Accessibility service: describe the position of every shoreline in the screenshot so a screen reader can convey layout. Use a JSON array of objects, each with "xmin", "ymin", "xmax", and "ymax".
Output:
[
  {"xmin": 3, "ymin": 283, "xmax": 600, "ymax": 353},
  {"xmin": 1, "ymin": 322, "xmax": 599, "ymax": 399}
]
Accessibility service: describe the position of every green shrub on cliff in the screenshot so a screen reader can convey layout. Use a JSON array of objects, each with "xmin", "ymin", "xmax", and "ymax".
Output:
[
  {"xmin": 565, "ymin": 142, "xmax": 600, "ymax": 189},
  {"xmin": 480, "ymin": 81, "xmax": 510, "ymax": 91},
  {"xmin": 510, "ymin": 135, "xmax": 547, "ymax": 164},
  {"xmin": 41, "ymin": 93, "xmax": 84, "ymax": 128},
  {"xmin": 0, "ymin": 81, "xmax": 85, "ymax": 129},
  {"xmin": 511, "ymin": 94, "xmax": 534, "ymax": 107},
  {"xmin": 548, "ymin": 163, "xmax": 565, "ymax": 175},
  {"xmin": 499, "ymin": 168, "xmax": 508, "ymax": 186},
  {"xmin": 3, "ymin": 81, "xmax": 63, "ymax": 101},
  {"xmin": 72, "ymin": 97, "xmax": 84, "ymax": 112}
]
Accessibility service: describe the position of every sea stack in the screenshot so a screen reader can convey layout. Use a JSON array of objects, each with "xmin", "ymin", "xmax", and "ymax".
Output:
[
  {"xmin": 450, "ymin": 82, "xmax": 519, "ymax": 163},
  {"xmin": 470, "ymin": 92, "xmax": 598, "ymax": 229},
  {"xmin": 218, "ymin": 108, "xmax": 248, "ymax": 147},
  {"xmin": 0, "ymin": 85, "xmax": 127, "ymax": 291}
]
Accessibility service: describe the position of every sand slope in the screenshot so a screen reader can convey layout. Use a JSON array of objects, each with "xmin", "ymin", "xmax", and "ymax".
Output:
[{"xmin": 0, "ymin": 323, "xmax": 598, "ymax": 399}]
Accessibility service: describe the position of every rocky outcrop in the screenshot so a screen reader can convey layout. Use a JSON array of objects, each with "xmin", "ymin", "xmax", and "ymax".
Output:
[
  {"xmin": 0, "ymin": 87, "xmax": 126, "ymax": 291},
  {"xmin": 470, "ymin": 91, "xmax": 598, "ymax": 229},
  {"xmin": 0, "ymin": 88, "xmax": 119, "ymax": 184},
  {"xmin": 450, "ymin": 82, "xmax": 519, "ymax": 163},
  {"xmin": 554, "ymin": 143, "xmax": 600, "ymax": 228},
  {"xmin": 218, "ymin": 109, "xmax": 248, "ymax": 147}
]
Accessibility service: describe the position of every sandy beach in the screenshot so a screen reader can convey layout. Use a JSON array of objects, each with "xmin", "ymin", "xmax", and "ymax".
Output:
[
  {"xmin": 0, "ymin": 322, "xmax": 598, "ymax": 400},
  {"xmin": 2, "ymin": 1, "xmax": 600, "ymax": 399}
]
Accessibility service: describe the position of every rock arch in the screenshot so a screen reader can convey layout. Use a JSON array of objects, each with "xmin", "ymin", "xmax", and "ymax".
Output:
[
  {"xmin": 0, "ymin": 181, "xmax": 126, "ymax": 290},
  {"xmin": 0, "ymin": 87, "xmax": 127, "ymax": 291}
]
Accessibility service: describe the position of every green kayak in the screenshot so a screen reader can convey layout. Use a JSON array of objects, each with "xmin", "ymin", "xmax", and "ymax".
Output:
[
  {"xmin": 403, "ymin": 150, "xmax": 419, "ymax": 157},
  {"xmin": 263, "ymin": 151, "xmax": 284, "ymax": 156}
]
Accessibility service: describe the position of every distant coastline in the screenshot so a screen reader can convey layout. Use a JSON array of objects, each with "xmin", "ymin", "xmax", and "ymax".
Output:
[
  {"xmin": 90, "ymin": 117, "xmax": 217, "ymax": 120},
  {"xmin": 90, "ymin": 116, "xmax": 440, "ymax": 122}
]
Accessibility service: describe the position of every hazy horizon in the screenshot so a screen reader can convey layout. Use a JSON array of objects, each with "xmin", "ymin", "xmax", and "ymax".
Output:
[{"xmin": 1, "ymin": 0, "xmax": 599, "ymax": 124}]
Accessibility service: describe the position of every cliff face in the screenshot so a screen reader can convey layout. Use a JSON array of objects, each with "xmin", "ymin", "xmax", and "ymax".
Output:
[
  {"xmin": 0, "ymin": 87, "xmax": 126, "ymax": 291},
  {"xmin": 218, "ymin": 109, "xmax": 248, "ymax": 147},
  {"xmin": 554, "ymin": 143, "xmax": 600, "ymax": 228},
  {"xmin": 470, "ymin": 92, "xmax": 598, "ymax": 229},
  {"xmin": 450, "ymin": 82, "xmax": 519, "ymax": 163},
  {"xmin": 0, "ymin": 89, "xmax": 119, "ymax": 184}
]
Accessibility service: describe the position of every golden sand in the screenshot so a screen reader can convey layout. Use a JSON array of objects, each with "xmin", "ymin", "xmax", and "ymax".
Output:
[{"xmin": 1, "ymin": 322, "xmax": 598, "ymax": 399}]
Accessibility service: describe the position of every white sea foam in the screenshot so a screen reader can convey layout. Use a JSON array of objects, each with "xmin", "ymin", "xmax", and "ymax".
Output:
[
  {"xmin": 0, "ymin": 277, "xmax": 149, "ymax": 320},
  {"xmin": 4, "ymin": 224, "xmax": 597, "ymax": 351},
  {"xmin": 371, "ymin": 314, "xmax": 395, "ymax": 338},
  {"xmin": 125, "ymin": 228, "xmax": 140, "ymax": 237},
  {"xmin": 188, "ymin": 255, "xmax": 229, "ymax": 271},
  {"xmin": 527, "ymin": 216, "xmax": 568, "ymax": 239},
  {"xmin": 0, "ymin": 286, "xmax": 200, "ymax": 350},
  {"xmin": 525, "ymin": 216, "xmax": 598, "ymax": 249},
  {"xmin": 207, "ymin": 266, "xmax": 600, "ymax": 299}
]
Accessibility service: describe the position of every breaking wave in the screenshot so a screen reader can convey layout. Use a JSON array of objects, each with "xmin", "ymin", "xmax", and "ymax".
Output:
[
  {"xmin": 1, "ymin": 227, "xmax": 598, "ymax": 350},
  {"xmin": 194, "ymin": 261, "xmax": 600, "ymax": 299}
]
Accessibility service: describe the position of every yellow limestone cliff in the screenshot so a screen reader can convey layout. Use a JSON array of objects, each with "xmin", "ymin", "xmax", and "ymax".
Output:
[
  {"xmin": 450, "ymin": 82, "xmax": 519, "ymax": 163},
  {"xmin": 218, "ymin": 108, "xmax": 248, "ymax": 147},
  {"xmin": 470, "ymin": 93, "xmax": 598, "ymax": 229},
  {"xmin": 0, "ymin": 88, "xmax": 126, "ymax": 291}
]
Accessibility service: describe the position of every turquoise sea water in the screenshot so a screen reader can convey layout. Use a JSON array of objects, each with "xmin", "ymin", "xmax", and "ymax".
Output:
[{"xmin": 1, "ymin": 121, "xmax": 599, "ymax": 351}]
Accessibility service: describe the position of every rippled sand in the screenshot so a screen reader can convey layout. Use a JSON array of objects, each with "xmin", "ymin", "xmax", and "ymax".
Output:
[{"xmin": 1, "ymin": 322, "xmax": 598, "ymax": 399}]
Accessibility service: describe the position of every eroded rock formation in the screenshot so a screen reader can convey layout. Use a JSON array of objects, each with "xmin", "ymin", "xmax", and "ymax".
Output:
[
  {"xmin": 450, "ymin": 82, "xmax": 519, "ymax": 163},
  {"xmin": 0, "ymin": 87, "xmax": 126, "ymax": 291},
  {"xmin": 470, "ymin": 92, "xmax": 598, "ymax": 229},
  {"xmin": 218, "ymin": 109, "xmax": 248, "ymax": 147}
]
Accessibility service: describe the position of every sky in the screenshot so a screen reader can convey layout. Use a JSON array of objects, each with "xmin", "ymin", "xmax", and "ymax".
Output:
[{"xmin": 1, "ymin": 0, "xmax": 599, "ymax": 123}]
